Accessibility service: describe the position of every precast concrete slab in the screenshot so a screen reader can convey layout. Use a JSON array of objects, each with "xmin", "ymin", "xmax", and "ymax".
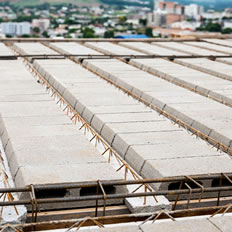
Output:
[
  {"xmin": 83, "ymin": 58, "xmax": 232, "ymax": 150},
  {"xmin": 175, "ymin": 58, "xmax": 232, "ymax": 82},
  {"xmin": 185, "ymin": 41, "xmax": 232, "ymax": 55},
  {"xmin": 50, "ymin": 42, "xmax": 101, "ymax": 55},
  {"xmin": 129, "ymin": 58, "xmax": 232, "ymax": 105},
  {"xmin": 204, "ymin": 39, "xmax": 232, "ymax": 47},
  {"xmin": 152, "ymin": 41, "xmax": 232, "ymax": 65},
  {"xmin": 140, "ymin": 218, "xmax": 221, "ymax": 232},
  {"xmin": 14, "ymin": 42, "xmax": 58, "ymax": 56},
  {"xmin": 153, "ymin": 41, "xmax": 224, "ymax": 56},
  {"xmin": 32, "ymin": 58, "xmax": 232, "ymax": 196},
  {"xmin": 81, "ymin": 224, "xmax": 142, "ymax": 232},
  {"xmin": 209, "ymin": 216, "xmax": 232, "ymax": 232},
  {"xmin": 85, "ymin": 42, "xmax": 143, "ymax": 55},
  {"xmin": 119, "ymin": 42, "xmax": 186, "ymax": 56},
  {"xmin": 79, "ymin": 216, "xmax": 232, "ymax": 232},
  {"xmin": 0, "ymin": 43, "xmax": 14, "ymax": 55},
  {"xmin": 141, "ymin": 155, "xmax": 232, "ymax": 191},
  {"xmin": 0, "ymin": 60, "xmax": 126, "ymax": 210}
]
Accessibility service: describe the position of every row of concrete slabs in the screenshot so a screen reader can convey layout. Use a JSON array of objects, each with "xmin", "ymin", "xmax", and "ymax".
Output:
[
  {"xmin": 84, "ymin": 42, "xmax": 232, "ymax": 102},
  {"xmin": 0, "ymin": 44, "xmax": 124, "ymax": 209},
  {"xmin": 203, "ymin": 38, "xmax": 232, "ymax": 48},
  {"xmin": 79, "ymin": 42, "xmax": 232, "ymax": 150},
  {"xmin": 13, "ymin": 42, "xmax": 232, "ymax": 194}
]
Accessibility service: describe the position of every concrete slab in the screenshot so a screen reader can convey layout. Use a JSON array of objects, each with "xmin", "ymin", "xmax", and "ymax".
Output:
[
  {"xmin": 7, "ymin": 134, "xmax": 106, "ymax": 177},
  {"xmin": 50, "ymin": 42, "xmax": 101, "ymax": 55},
  {"xmin": 130, "ymin": 58, "xmax": 232, "ymax": 105},
  {"xmin": 81, "ymin": 224, "xmax": 141, "ymax": 232},
  {"xmin": 140, "ymin": 218, "xmax": 221, "ymax": 232},
  {"xmin": 120, "ymin": 42, "xmax": 185, "ymax": 56},
  {"xmin": 85, "ymin": 42, "xmax": 143, "ymax": 55},
  {"xmin": 209, "ymin": 216, "xmax": 232, "ymax": 232},
  {"xmin": 204, "ymin": 39, "xmax": 232, "ymax": 47},
  {"xmin": 14, "ymin": 42, "xmax": 57, "ymax": 55},
  {"xmin": 185, "ymin": 41, "xmax": 232, "ymax": 55},
  {"xmin": 175, "ymin": 58, "xmax": 232, "ymax": 82},
  {"xmin": 0, "ymin": 43, "xmax": 14, "ymax": 55},
  {"xmin": 141, "ymin": 155, "xmax": 232, "ymax": 190},
  {"xmin": 153, "ymin": 41, "xmax": 224, "ymax": 56},
  {"xmin": 125, "ymin": 195, "xmax": 171, "ymax": 213}
]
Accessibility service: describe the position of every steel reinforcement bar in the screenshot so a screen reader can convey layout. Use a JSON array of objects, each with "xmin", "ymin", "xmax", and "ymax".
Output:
[
  {"xmin": 2, "ymin": 205, "xmax": 232, "ymax": 231},
  {"xmin": 0, "ymin": 54, "xmax": 231, "ymax": 60}
]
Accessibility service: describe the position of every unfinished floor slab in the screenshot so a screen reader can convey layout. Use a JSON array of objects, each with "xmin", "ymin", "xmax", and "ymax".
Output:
[
  {"xmin": 85, "ymin": 42, "xmax": 143, "ymax": 56},
  {"xmin": 152, "ymin": 41, "xmax": 224, "ymax": 56},
  {"xmin": 81, "ymin": 41, "xmax": 232, "ymax": 105},
  {"xmin": 82, "ymin": 57, "xmax": 232, "ymax": 148},
  {"xmin": 119, "ymin": 42, "xmax": 186, "ymax": 56},
  {"xmin": 130, "ymin": 58, "xmax": 232, "ymax": 105},
  {"xmin": 203, "ymin": 38, "xmax": 232, "ymax": 47},
  {"xmin": 174, "ymin": 58, "xmax": 232, "ymax": 82},
  {"xmin": 0, "ymin": 58, "xmax": 125, "ymax": 209},
  {"xmin": 0, "ymin": 43, "xmax": 14, "ymax": 55},
  {"xmin": 184, "ymin": 41, "xmax": 232, "ymax": 55},
  {"xmin": 31, "ymin": 58, "xmax": 232, "ymax": 194}
]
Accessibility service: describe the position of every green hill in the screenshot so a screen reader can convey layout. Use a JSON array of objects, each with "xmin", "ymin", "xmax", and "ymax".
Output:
[
  {"xmin": 3, "ymin": 0, "xmax": 101, "ymax": 7},
  {"xmin": 1, "ymin": 0, "xmax": 150, "ymax": 7}
]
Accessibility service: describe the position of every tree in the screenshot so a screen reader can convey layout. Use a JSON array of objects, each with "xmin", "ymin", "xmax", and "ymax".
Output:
[
  {"xmin": 104, "ymin": 30, "xmax": 114, "ymax": 38},
  {"xmin": 21, "ymin": 34, "xmax": 30, "ymax": 38},
  {"xmin": 42, "ymin": 31, "xmax": 49, "ymax": 38},
  {"xmin": 33, "ymin": 27, "xmax": 40, "ymax": 33},
  {"xmin": 145, "ymin": 27, "xmax": 153, "ymax": 37},
  {"xmin": 82, "ymin": 27, "xmax": 96, "ymax": 38},
  {"xmin": 139, "ymin": 18, "xmax": 147, "ymax": 26},
  {"xmin": 205, "ymin": 23, "xmax": 221, "ymax": 32},
  {"xmin": 68, "ymin": 28, "xmax": 77, "ymax": 34},
  {"xmin": 222, "ymin": 28, "xmax": 232, "ymax": 34},
  {"xmin": 118, "ymin": 16, "xmax": 127, "ymax": 24}
]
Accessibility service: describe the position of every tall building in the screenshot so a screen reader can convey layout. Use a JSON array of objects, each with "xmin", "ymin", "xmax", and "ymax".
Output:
[
  {"xmin": 32, "ymin": 19, "xmax": 50, "ymax": 32},
  {"xmin": 147, "ymin": 10, "xmax": 167, "ymax": 27},
  {"xmin": 185, "ymin": 4, "xmax": 204, "ymax": 19},
  {"xmin": 148, "ymin": 1, "xmax": 185, "ymax": 27},
  {"xmin": 154, "ymin": 0, "xmax": 160, "ymax": 11},
  {"xmin": 1, "ymin": 22, "xmax": 31, "ymax": 36},
  {"xmin": 159, "ymin": 1, "xmax": 185, "ymax": 25}
]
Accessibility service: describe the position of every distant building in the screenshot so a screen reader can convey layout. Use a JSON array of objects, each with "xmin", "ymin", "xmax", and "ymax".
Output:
[
  {"xmin": 148, "ymin": 1, "xmax": 185, "ymax": 27},
  {"xmin": 159, "ymin": 1, "xmax": 185, "ymax": 25},
  {"xmin": 147, "ymin": 10, "xmax": 166, "ymax": 27},
  {"xmin": 223, "ymin": 8, "xmax": 232, "ymax": 18},
  {"xmin": 1, "ymin": 22, "xmax": 31, "ymax": 36},
  {"xmin": 185, "ymin": 4, "xmax": 204, "ymax": 20},
  {"xmin": 153, "ymin": 0, "xmax": 160, "ymax": 11},
  {"xmin": 32, "ymin": 19, "xmax": 50, "ymax": 32}
]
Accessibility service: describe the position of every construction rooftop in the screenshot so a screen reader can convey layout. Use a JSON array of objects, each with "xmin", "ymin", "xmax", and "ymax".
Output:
[{"xmin": 0, "ymin": 37, "xmax": 232, "ymax": 231}]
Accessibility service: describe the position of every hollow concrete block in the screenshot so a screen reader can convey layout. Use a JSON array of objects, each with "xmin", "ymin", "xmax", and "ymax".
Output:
[
  {"xmin": 90, "ymin": 115, "xmax": 105, "ymax": 133},
  {"xmin": 63, "ymin": 89, "xmax": 78, "ymax": 109},
  {"xmin": 82, "ymin": 108, "xmax": 95, "ymax": 124},
  {"xmin": 111, "ymin": 134, "xmax": 130, "ymax": 158}
]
